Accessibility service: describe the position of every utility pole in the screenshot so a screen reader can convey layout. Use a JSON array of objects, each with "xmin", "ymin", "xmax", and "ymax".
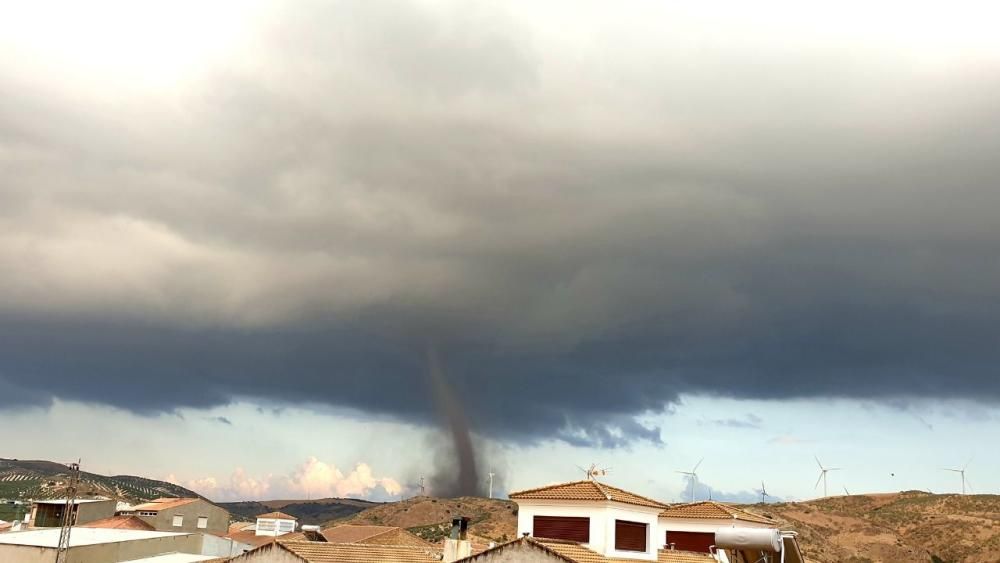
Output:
[
  {"xmin": 55, "ymin": 459, "xmax": 81, "ymax": 563},
  {"xmin": 488, "ymin": 471, "xmax": 495, "ymax": 499}
]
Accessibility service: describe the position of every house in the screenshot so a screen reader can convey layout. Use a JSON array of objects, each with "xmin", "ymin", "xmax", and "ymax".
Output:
[
  {"xmin": 0, "ymin": 527, "xmax": 205, "ymax": 562},
  {"xmin": 658, "ymin": 501, "xmax": 776, "ymax": 553},
  {"xmin": 458, "ymin": 536, "xmax": 714, "ymax": 562},
  {"xmin": 29, "ymin": 498, "xmax": 117, "ymax": 527},
  {"xmin": 507, "ymin": 479, "xmax": 804, "ymax": 563},
  {"xmin": 508, "ymin": 480, "xmax": 668, "ymax": 561},
  {"xmin": 132, "ymin": 498, "xmax": 230, "ymax": 535}
]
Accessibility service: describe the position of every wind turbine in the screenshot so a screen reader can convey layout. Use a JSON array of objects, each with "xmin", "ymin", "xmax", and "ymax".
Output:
[
  {"xmin": 843, "ymin": 486, "xmax": 851, "ymax": 496},
  {"xmin": 942, "ymin": 458, "xmax": 973, "ymax": 495},
  {"xmin": 814, "ymin": 457, "xmax": 841, "ymax": 498},
  {"xmin": 758, "ymin": 481, "xmax": 770, "ymax": 504},
  {"xmin": 676, "ymin": 458, "xmax": 704, "ymax": 502}
]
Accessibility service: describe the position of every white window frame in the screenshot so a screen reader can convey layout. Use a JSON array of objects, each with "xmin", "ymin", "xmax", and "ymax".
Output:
[
  {"xmin": 172, "ymin": 515, "xmax": 184, "ymax": 527},
  {"xmin": 197, "ymin": 516, "xmax": 208, "ymax": 529}
]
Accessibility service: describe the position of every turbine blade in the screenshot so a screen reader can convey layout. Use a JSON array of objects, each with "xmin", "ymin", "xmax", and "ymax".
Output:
[
  {"xmin": 693, "ymin": 458, "xmax": 704, "ymax": 473},
  {"xmin": 828, "ymin": 468, "xmax": 842, "ymax": 471},
  {"xmin": 964, "ymin": 456, "xmax": 973, "ymax": 471},
  {"xmin": 815, "ymin": 456, "xmax": 823, "ymax": 470},
  {"xmin": 814, "ymin": 472, "xmax": 824, "ymax": 489}
]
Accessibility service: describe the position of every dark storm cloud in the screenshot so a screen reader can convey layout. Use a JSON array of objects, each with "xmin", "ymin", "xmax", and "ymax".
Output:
[{"xmin": 2, "ymin": 1, "xmax": 1000, "ymax": 446}]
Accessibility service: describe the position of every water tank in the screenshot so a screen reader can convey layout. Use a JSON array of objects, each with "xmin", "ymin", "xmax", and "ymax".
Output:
[{"xmin": 715, "ymin": 527, "xmax": 782, "ymax": 552}]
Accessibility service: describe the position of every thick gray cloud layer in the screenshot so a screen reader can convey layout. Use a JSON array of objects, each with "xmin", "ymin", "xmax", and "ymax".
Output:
[{"xmin": 2, "ymin": 1, "xmax": 1000, "ymax": 445}]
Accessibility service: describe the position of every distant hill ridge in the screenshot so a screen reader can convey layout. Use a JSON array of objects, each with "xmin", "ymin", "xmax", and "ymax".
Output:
[{"xmin": 0, "ymin": 458, "xmax": 202, "ymax": 502}]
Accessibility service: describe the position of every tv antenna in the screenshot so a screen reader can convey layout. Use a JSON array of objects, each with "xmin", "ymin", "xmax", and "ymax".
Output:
[
  {"xmin": 55, "ymin": 459, "xmax": 81, "ymax": 563},
  {"xmin": 942, "ymin": 457, "xmax": 973, "ymax": 495},
  {"xmin": 676, "ymin": 458, "xmax": 703, "ymax": 503},
  {"xmin": 577, "ymin": 464, "xmax": 611, "ymax": 480},
  {"xmin": 814, "ymin": 456, "xmax": 841, "ymax": 498}
]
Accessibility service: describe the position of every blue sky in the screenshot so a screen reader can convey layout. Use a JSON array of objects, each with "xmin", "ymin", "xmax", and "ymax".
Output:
[{"xmin": 3, "ymin": 396, "xmax": 993, "ymax": 502}]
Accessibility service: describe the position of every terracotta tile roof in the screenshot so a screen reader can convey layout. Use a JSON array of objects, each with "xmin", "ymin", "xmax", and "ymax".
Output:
[
  {"xmin": 509, "ymin": 480, "xmax": 667, "ymax": 509},
  {"xmin": 257, "ymin": 511, "xmax": 298, "ymax": 520},
  {"xmin": 132, "ymin": 498, "xmax": 199, "ymax": 512},
  {"xmin": 658, "ymin": 501, "xmax": 776, "ymax": 525},
  {"xmin": 277, "ymin": 540, "xmax": 444, "ymax": 562},
  {"xmin": 322, "ymin": 525, "xmax": 430, "ymax": 547},
  {"xmin": 78, "ymin": 516, "xmax": 155, "ymax": 530},
  {"xmin": 464, "ymin": 537, "xmax": 712, "ymax": 563}
]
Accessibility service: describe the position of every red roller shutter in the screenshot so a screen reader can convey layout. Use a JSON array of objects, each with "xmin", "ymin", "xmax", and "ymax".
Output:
[
  {"xmin": 533, "ymin": 516, "xmax": 590, "ymax": 543},
  {"xmin": 614, "ymin": 519, "xmax": 647, "ymax": 552},
  {"xmin": 665, "ymin": 530, "xmax": 714, "ymax": 553}
]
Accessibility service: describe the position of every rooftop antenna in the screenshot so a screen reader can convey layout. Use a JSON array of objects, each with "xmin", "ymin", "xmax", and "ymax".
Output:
[
  {"xmin": 488, "ymin": 471, "xmax": 495, "ymax": 499},
  {"xmin": 55, "ymin": 459, "xmax": 81, "ymax": 563},
  {"xmin": 942, "ymin": 457, "xmax": 973, "ymax": 495},
  {"xmin": 676, "ymin": 458, "xmax": 703, "ymax": 503},
  {"xmin": 814, "ymin": 456, "xmax": 841, "ymax": 498},
  {"xmin": 576, "ymin": 464, "xmax": 610, "ymax": 480}
]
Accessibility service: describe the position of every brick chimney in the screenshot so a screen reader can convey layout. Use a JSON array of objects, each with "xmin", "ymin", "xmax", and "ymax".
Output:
[{"xmin": 443, "ymin": 517, "xmax": 471, "ymax": 562}]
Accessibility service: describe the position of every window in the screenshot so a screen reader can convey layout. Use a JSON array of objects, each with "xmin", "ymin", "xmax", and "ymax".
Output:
[
  {"xmin": 138, "ymin": 511, "xmax": 157, "ymax": 517},
  {"xmin": 197, "ymin": 516, "xmax": 208, "ymax": 529},
  {"xmin": 172, "ymin": 515, "xmax": 184, "ymax": 527},
  {"xmin": 614, "ymin": 520, "xmax": 647, "ymax": 552},
  {"xmin": 665, "ymin": 531, "xmax": 715, "ymax": 553},
  {"xmin": 532, "ymin": 516, "xmax": 590, "ymax": 543},
  {"xmin": 277, "ymin": 520, "xmax": 295, "ymax": 532},
  {"xmin": 257, "ymin": 520, "xmax": 276, "ymax": 532}
]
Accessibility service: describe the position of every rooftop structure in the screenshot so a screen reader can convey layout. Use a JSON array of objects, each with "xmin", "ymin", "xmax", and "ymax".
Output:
[
  {"xmin": 321, "ymin": 524, "xmax": 431, "ymax": 547},
  {"xmin": 462, "ymin": 536, "xmax": 715, "ymax": 562},
  {"xmin": 658, "ymin": 501, "xmax": 777, "ymax": 526},
  {"xmin": 509, "ymin": 480, "xmax": 667, "ymax": 509},
  {"xmin": 0, "ymin": 528, "xmax": 190, "ymax": 548},
  {"xmin": 230, "ymin": 540, "xmax": 445, "ymax": 563},
  {"xmin": 80, "ymin": 515, "xmax": 157, "ymax": 530}
]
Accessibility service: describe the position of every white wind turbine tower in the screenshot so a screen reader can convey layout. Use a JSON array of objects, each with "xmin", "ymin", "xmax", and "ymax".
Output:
[
  {"xmin": 814, "ymin": 456, "xmax": 841, "ymax": 498},
  {"xmin": 676, "ymin": 458, "xmax": 704, "ymax": 502},
  {"xmin": 942, "ymin": 458, "xmax": 973, "ymax": 495}
]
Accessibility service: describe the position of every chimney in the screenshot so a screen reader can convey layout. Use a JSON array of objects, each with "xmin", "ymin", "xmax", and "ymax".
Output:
[{"xmin": 443, "ymin": 517, "xmax": 471, "ymax": 562}]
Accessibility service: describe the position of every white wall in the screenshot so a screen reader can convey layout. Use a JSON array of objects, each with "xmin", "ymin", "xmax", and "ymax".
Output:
[{"xmin": 515, "ymin": 499, "xmax": 661, "ymax": 561}]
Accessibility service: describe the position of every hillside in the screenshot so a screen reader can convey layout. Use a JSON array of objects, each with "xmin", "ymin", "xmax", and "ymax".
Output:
[
  {"xmin": 335, "ymin": 496, "xmax": 519, "ymax": 543},
  {"xmin": 0, "ymin": 458, "xmax": 203, "ymax": 503},
  {"xmin": 326, "ymin": 490, "xmax": 1000, "ymax": 562},
  {"xmin": 220, "ymin": 498, "xmax": 380, "ymax": 525},
  {"xmin": 764, "ymin": 491, "xmax": 1000, "ymax": 563}
]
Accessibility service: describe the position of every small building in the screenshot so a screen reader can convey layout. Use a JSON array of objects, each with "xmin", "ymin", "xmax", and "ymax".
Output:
[
  {"xmin": 29, "ymin": 498, "xmax": 117, "ymax": 527},
  {"xmin": 254, "ymin": 512, "xmax": 298, "ymax": 537},
  {"xmin": 132, "ymin": 498, "xmax": 230, "ymax": 535},
  {"xmin": 0, "ymin": 527, "xmax": 204, "ymax": 562},
  {"xmin": 509, "ymin": 480, "xmax": 668, "ymax": 561}
]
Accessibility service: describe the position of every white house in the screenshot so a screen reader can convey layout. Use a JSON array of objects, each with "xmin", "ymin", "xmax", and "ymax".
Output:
[
  {"xmin": 254, "ymin": 511, "xmax": 297, "ymax": 537},
  {"xmin": 508, "ymin": 480, "xmax": 667, "ymax": 561}
]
